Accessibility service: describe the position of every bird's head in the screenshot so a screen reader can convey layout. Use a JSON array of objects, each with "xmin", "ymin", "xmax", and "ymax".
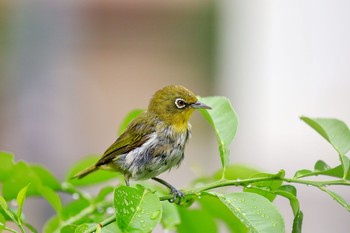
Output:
[{"xmin": 148, "ymin": 85, "xmax": 211, "ymax": 130}]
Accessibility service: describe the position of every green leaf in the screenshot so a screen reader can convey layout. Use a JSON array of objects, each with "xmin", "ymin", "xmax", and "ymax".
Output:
[
  {"xmin": 292, "ymin": 211, "xmax": 303, "ymax": 233},
  {"xmin": 60, "ymin": 199, "xmax": 90, "ymax": 220},
  {"xmin": 2, "ymin": 161, "xmax": 42, "ymax": 200},
  {"xmin": 101, "ymin": 222, "xmax": 122, "ymax": 233},
  {"xmin": 293, "ymin": 169, "xmax": 313, "ymax": 179},
  {"xmin": 300, "ymin": 117, "xmax": 350, "ymax": 155},
  {"xmin": 244, "ymin": 171, "xmax": 285, "ymax": 201},
  {"xmin": 340, "ymin": 154, "xmax": 350, "ymax": 179},
  {"xmin": 0, "ymin": 151, "xmax": 15, "ymax": 181},
  {"xmin": 38, "ymin": 186, "xmax": 62, "ymax": 213},
  {"xmin": 0, "ymin": 196, "xmax": 16, "ymax": 222},
  {"xmin": 31, "ymin": 165, "xmax": 61, "ymax": 190},
  {"xmin": 95, "ymin": 186, "xmax": 115, "ymax": 203},
  {"xmin": 17, "ymin": 184, "xmax": 30, "ymax": 225},
  {"xmin": 114, "ymin": 185, "xmax": 162, "ymax": 233},
  {"xmin": 314, "ymin": 160, "xmax": 331, "ymax": 172},
  {"xmin": 275, "ymin": 185, "xmax": 299, "ymax": 216},
  {"xmin": 210, "ymin": 192, "xmax": 285, "ymax": 233},
  {"xmin": 66, "ymin": 155, "xmax": 120, "ymax": 186},
  {"xmin": 43, "ymin": 215, "xmax": 60, "ymax": 233},
  {"xmin": 215, "ymin": 164, "xmax": 261, "ymax": 180},
  {"xmin": 0, "ymin": 213, "xmax": 5, "ymax": 231},
  {"xmin": 198, "ymin": 195, "xmax": 248, "ymax": 233},
  {"xmin": 301, "ymin": 117, "xmax": 350, "ymax": 179},
  {"xmin": 161, "ymin": 202, "xmax": 180, "ymax": 230},
  {"xmin": 177, "ymin": 206, "xmax": 218, "ymax": 233},
  {"xmin": 118, "ymin": 109, "xmax": 144, "ymax": 136},
  {"xmin": 320, "ymin": 188, "xmax": 350, "ymax": 212},
  {"xmin": 199, "ymin": 96, "xmax": 238, "ymax": 169}
]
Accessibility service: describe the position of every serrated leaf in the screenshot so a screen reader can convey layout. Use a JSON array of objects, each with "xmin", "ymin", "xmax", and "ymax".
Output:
[
  {"xmin": 199, "ymin": 96, "xmax": 238, "ymax": 169},
  {"xmin": 114, "ymin": 185, "xmax": 162, "ymax": 233},
  {"xmin": 66, "ymin": 155, "xmax": 120, "ymax": 186},
  {"xmin": 210, "ymin": 192, "xmax": 285, "ymax": 233},
  {"xmin": 17, "ymin": 184, "xmax": 30, "ymax": 225},
  {"xmin": 118, "ymin": 109, "xmax": 144, "ymax": 136}
]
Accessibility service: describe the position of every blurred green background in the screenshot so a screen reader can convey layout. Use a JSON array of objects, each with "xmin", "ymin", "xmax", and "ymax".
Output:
[{"xmin": 1, "ymin": 1, "xmax": 350, "ymax": 232}]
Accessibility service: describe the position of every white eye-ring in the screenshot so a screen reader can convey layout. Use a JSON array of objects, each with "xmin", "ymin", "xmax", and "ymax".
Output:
[{"xmin": 175, "ymin": 98, "xmax": 187, "ymax": 109}]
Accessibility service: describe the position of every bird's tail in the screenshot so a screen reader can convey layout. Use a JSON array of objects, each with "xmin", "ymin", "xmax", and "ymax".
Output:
[{"xmin": 71, "ymin": 165, "xmax": 98, "ymax": 179}]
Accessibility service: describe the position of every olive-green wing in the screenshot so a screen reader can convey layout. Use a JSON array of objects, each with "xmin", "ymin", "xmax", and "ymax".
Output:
[{"xmin": 96, "ymin": 115, "xmax": 156, "ymax": 166}]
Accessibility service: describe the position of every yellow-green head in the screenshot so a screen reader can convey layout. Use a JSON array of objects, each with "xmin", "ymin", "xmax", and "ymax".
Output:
[{"xmin": 148, "ymin": 85, "xmax": 211, "ymax": 130}]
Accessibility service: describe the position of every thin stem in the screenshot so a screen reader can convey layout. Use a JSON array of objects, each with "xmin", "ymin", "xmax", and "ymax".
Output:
[
  {"xmin": 84, "ymin": 175, "xmax": 350, "ymax": 232},
  {"xmin": 85, "ymin": 215, "xmax": 116, "ymax": 233}
]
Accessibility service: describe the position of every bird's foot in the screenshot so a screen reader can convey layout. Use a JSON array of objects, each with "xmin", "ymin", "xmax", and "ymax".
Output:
[{"xmin": 169, "ymin": 187, "xmax": 184, "ymax": 204}]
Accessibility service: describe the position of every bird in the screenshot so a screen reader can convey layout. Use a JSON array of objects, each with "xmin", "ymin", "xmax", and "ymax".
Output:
[{"xmin": 72, "ymin": 85, "xmax": 211, "ymax": 202}]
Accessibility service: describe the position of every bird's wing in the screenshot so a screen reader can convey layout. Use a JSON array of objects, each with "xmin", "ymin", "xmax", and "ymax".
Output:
[{"xmin": 96, "ymin": 115, "xmax": 156, "ymax": 166}]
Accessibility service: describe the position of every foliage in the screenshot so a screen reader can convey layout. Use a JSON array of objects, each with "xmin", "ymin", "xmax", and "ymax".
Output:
[{"xmin": 0, "ymin": 96, "xmax": 350, "ymax": 233}]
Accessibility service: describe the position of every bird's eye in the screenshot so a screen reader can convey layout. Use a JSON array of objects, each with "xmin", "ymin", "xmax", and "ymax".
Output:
[{"xmin": 175, "ymin": 98, "xmax": 187, "ymax": 109}]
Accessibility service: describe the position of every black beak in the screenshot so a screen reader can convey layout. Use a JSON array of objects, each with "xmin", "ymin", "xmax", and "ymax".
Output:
[{"xmin": 191, "ymin": 101, "xmax": 212, "ymax": 109}]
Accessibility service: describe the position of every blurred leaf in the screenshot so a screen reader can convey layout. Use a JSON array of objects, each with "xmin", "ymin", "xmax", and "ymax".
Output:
[
  {"xmin": 2, "ymin": 161, "xmax": 42, "ymax": 200},
  {"xmin": 60, "ymin": 199, "xmax": 90, "ymax": 221},
  {"xmin": 61, "ymin": 224, "xmax": 78, "ymax": 233},
  {"xmin": 210, "ymin": 192, "xmax": 285, "ymax": 233},
  {"xmin": 161, "ymin": 202, "xmax": 180, "ymax": 230},
  {"xmin": 214, "ymin": 164, "xmax": 261, "ymax": 180},
  {"xmin": 118, "ymin": 109, "xmax": 144, "ymax": 136},
  {"xmin": 31, "ymin": 165, "xmax": 61, "ymax": 190},
  {"xmin": 0, "ymin": 196, "xmax": 16, "ymax": 222},
  {"xmin": 38, "ymin": 186, "xmax": 62, "ymax": 213},
  {"xmin": 198, "ymin": 194, "xmax": 248, "ymax": 233},
  {"xmin": 17, "ymin": 184, "xmax": 30, "ymax": 225},
  {"xmin": 199, "ymin": 96, "xmax": 238, "ymax": 170},
  {"xmin": 292, "ymin": 211, "xmax": 303, "ymax": 233},
  {"xmin": 66, "ymin": 156, "xmax": 120, "ymax": 186},
  {"xmin": 320, "ymin": 188, "xmax": 350, "ymax": 212},
  {"xmin": 95, "ymin": 186, "xmax": 114, "ymax": 203},
  {"xmin": 177, "ymin": 206, "xmax": 217, "ymax": 233},
  {"xmin": 114, "ymin": 185, "xmax": 162, "ymax": 233},
  {"xmin": 101, "ymin": 222, "xmax": 122, "ymax": 233},
  {"xmin": 0, "ymin": 151, "xmax": 15, "ymax": 181},
  {"xmin": 43, "ymin": 215, "xmax": 60, "ymax": 233},
  {"xmin": 0, "ymin": 213, "xmax": 5, "ymax": 231}
]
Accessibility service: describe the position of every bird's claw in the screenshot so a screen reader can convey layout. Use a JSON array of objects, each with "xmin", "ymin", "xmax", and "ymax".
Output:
[{"xmin": 169, "ymin": 188, "xmax": 184, "ymax": 204}]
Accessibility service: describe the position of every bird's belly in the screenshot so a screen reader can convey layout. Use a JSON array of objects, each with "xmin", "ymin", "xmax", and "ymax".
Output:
[
  {"xmin": 130, "ymin": 147, "xmax": 184, "ymax": 180},
  {"xmin": 116, "ymin": 128, "xmax": 189, "ymax": 180}
]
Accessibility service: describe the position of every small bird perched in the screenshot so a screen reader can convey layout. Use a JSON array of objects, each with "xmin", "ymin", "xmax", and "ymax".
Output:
[{"xmin": 73, "ymin": 85, "xmax": 211, "ymax": 202}]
